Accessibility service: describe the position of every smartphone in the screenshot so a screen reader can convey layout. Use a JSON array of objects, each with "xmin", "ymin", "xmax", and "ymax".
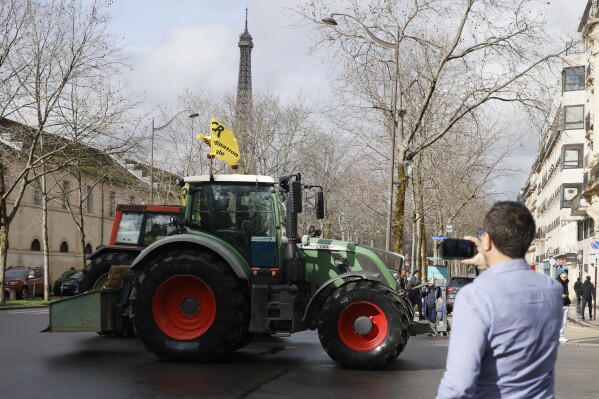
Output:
[{"xmin": 439, "ymin": 238, "xmax": 477, "ymax": 260}]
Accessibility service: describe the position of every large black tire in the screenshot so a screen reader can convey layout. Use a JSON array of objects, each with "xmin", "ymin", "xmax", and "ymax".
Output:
[
  {"xmin": 130, "ymin": 249, "xmax": 250, "ymax": 362},
  {"xmin": 77, "ymin": 251, "xmax": 137, "ymax": 293},
  {"xmin": 318, "ymin": 280, "xmax": 410, "ymax": 369}
]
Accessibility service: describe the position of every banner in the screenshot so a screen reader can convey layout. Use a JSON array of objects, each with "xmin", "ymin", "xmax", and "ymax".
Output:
[{"xmin": 205, "ymin": 117, "xmax": 240, "ymax": 167}]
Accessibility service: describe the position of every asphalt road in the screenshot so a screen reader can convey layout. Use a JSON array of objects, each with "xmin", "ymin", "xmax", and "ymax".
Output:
[{"xmin": 1, "ymin": 308, "xmax": 599, "ymax": 398}]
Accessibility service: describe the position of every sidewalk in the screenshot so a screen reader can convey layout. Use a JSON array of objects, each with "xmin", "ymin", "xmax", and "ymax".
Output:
[{"xmin": 567, "ymin": 302, "xmax": 599, "ymax": 329}]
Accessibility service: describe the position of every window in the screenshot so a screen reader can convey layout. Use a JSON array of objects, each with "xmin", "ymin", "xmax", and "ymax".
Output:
[
  {"xmin": 115, "ymin": 213, "xmax": 144, "ymax": 245},
  {"xmin": 564, "ymin": 105, "xmax": 584, "ymax": 130},
  {"xmin": 33, "ymin": 180, "xmax": 42, "ymax": 206},
  {"xmin": 188, "ymin": 183, "xmax": 275, "ymax": 260},
  {"xmin": 59, "ymin": 241, "xmax": 69, "ymax": 253},
  {"xmin": 31, "ymin": 239, "xmax": 41, "ymax": 251},
  {"xmin": 587, "ymin": 217, "xmax": 595, "ymax": 238},
  {"xmin": 561, "ymin": 184, "xmax": 582, "ymax": 208},
  {"xmin": 561, "ymin": 144, "xmax": 583, "ymax": 169},
  {"xmin": 85, "ymin": 185, "xmax": 93, "ymax": 214},
  {"xmin": 109, "ymin": 191, "xmax": 116, "ymax": 217},
  {"xmin": 563, "ymin": 66, "xmax": 585, "ymax": 91},
  {"xmin": 85, "ymin": 243, "xmax": 92, "ymax": 254},
  {"xmin": 62, "ymin": 180, "xmax": 70, "ymax": 209}
]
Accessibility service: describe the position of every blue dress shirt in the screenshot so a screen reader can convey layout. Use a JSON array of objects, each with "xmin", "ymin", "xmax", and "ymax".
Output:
[{"xmin": 436, "ymin": 258, "xmax": 562, "ymax": 398}]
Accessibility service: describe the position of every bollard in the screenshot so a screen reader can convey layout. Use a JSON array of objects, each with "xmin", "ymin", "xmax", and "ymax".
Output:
[
  {"xmin": 31, "ymin": 283, "xmax": 36, "ymax": 300},
  {"xmin": 9, "ymin": 289, "xmax": 16, "ymax": 301}
]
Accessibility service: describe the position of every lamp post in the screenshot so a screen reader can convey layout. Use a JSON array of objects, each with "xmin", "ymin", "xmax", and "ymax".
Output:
[
  {"xmin": 150, "ymin": 111, "xmax": 199, "ymax": 204},
  {"xmin": 322, "ymin": 14, "xmax": 404, "ymax": 252}
]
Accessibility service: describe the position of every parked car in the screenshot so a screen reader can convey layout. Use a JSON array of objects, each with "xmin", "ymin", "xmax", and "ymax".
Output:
[
  {"xmin": 446, "ymin": 276, "xmax": 475, "ymax": 314},
  {"xmin": 4, "ymin": 266, "xmax": 46, "ymax": 299},
  {"xmin": 53, "ymin": 269, "xmax": 83, "ymax": 296}
]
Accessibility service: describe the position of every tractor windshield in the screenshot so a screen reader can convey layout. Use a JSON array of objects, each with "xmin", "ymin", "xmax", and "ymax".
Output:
[{"xmin": 188, "ymin": 183, "xmax": 275, "ymax": 258}]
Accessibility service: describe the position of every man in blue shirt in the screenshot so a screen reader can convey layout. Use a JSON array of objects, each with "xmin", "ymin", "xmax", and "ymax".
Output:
[{"xmin": 436, "ymin": 201, "xmax": 562, "ymax": 398}]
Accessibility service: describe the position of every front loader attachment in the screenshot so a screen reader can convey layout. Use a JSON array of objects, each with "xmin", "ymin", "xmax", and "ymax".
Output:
[{"xmin": 44, "ymin": 289, "xmax": 121, "ymax": 333}]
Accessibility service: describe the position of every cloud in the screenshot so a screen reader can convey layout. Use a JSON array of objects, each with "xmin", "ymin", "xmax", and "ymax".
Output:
[{"xmin": 125, "ymin": 24, "xmax": 238, "ymax": 104}]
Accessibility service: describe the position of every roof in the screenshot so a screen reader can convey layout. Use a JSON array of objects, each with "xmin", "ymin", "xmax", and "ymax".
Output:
[{"xmin": 184, "ymin": 175, "xmax": 275, "ymax": 184}]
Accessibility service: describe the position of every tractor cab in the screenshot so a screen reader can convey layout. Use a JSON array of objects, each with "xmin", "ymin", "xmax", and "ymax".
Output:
[{"xmin": 183, "ymin": 175, "xmax": 281, "ymax": 263}]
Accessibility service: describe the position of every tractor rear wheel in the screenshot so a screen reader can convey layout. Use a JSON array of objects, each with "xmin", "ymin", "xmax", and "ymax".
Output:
[
  {"xmin": 77, "ymin": 251, "xmax": 136, "ymax": 293},
  {"xmin": 318, "ymin": 280, "xmax": 410, "ymax": 369},
  {"xmin": 130, "ymin": 249, "xmax": 249, "ymax": 362}
]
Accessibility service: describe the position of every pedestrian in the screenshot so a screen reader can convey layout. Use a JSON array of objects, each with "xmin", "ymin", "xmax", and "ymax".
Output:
[
  {"xmin": 556, "ymin": 269, "xmax": 570, "ymax": 343},
  {"xmin": 574, "ymin": 277, "xmax": 582, "ymax": 305},
  {"xmin": 436, "ymin": 201, "xmax": 562, "ymax": 398},
  {"xmin": 407, "ymin": 270, "xmax": 424, "ymax": 320},
  {"xmin": 423, "ymin": 278, "xmax": 441, "ymax": 336},
  {"xmin": 398, "ymin": 267, "xmax": 408, "ymax": 290},
  {"xmin": 581, "ymin": 276, "xmax": 596, "ymax": 320}
]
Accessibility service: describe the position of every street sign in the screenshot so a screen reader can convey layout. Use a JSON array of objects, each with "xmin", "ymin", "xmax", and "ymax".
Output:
[
  {"xmin": 432, "ymin": 235, "xmax": 447, "ymax": 241},
  {"xmin": 592, "ymin": 240, "xmax": 599, "ymax": 250}
]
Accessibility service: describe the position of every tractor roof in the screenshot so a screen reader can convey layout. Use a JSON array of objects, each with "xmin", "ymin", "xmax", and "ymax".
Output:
[{"xmin": 184, "ymin": 175, "xmax": 276, "ymax": 185}]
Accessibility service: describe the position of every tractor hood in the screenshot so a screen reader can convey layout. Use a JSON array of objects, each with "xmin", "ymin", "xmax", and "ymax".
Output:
[{"xmin": 298, "ymin": 238, "xmax": 405, "ymax": 271}]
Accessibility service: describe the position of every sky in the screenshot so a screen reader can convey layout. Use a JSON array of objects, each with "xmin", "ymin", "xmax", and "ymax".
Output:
[{"xmin": 95, "ymin": 0, "xmax": 584, "ymax": 197}]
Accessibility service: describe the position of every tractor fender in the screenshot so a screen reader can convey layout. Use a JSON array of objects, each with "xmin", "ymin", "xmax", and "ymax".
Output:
[
  {"xmin": 302, "ymin": 271, "xmax": 381, "ymax": 324},
  {"xmin": 130, "ymin": 234, "xmax": 249, "ymax": 280}
]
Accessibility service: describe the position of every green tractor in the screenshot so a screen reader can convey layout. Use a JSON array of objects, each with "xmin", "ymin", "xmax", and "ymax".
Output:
[{"xmin": 48, "ymin": 173, "xmax": 429, "ymax": 369}]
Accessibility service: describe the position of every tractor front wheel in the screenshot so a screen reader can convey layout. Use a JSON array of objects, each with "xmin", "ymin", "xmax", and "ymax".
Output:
[
  {"xmin": 130, "ymin": 249, "xmax": 249, "ymax": 362},
  {"xmin": 318, "ymin": 280, "xmax": 409, "ymax": 369}
]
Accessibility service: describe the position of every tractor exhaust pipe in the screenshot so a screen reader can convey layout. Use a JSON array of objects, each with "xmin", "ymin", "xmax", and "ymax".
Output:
[{"xmin": 281, "ymin": 177, "xmax": 306, "ymax": 283}]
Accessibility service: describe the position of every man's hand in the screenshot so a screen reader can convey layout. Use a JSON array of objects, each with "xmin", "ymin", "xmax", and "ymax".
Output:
[{"xmin": 460, "ymin": 235, "xmax": 488, "ymax": 270}]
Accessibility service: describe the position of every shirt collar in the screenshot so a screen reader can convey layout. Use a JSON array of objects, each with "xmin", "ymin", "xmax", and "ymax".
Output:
[{"xmin": 483, "ymin": 258, "xmax": 529, "ymax": 276}]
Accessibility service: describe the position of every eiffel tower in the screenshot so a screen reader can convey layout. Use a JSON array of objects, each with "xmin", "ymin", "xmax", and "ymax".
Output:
[{"xmin": 236, "ymin": 8, "xmax": 253, "ymax": 136}]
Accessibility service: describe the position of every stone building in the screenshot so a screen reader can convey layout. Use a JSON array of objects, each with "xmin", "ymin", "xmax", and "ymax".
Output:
[{"xmin": 1, "ymin": 118, "xmax": 178, "ymax": 282}]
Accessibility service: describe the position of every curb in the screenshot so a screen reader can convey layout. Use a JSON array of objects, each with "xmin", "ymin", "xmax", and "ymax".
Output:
[{"xmin": 0, "ymin": 305, "xmax": 48, "ymax": 312}]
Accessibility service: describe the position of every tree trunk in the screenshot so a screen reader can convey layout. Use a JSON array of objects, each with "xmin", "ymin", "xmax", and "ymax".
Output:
[
  {"xmin": 393, "ymin": 149, "xmax": 407, "ymax": 253},
  {"xmin": 42, "ymin": 185, "xmax": 50, "ymax": 301},
  {"xmin": 418, "ymin": 186, "xmax": 427, "ymax": 281}
]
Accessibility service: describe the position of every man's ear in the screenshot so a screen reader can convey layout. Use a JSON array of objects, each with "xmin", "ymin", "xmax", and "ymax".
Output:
[{"xmin": 483, "ymin": 233, "xmax": 493, "ymax": 252}]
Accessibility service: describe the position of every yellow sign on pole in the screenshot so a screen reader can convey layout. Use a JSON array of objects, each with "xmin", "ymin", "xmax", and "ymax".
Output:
[
  {"xmin": 180, "ymin": 183, "xmax": 190, "ymax": 206},
  {"xmin": 208, "ymin": 117, "xmax": 240, "ymax": 167}
]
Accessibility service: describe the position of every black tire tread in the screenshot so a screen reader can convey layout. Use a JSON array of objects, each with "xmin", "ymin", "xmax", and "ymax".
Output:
[
  {"xmin": 130, "ymin": 248, "xmax": 249, "ymax": 362},
  {"xmin": 77, "ymin": 251, "xmax": 137, "ymax": 293},
  {"xmin": 318, "ymin": 280, "xmax": 411, "ymax": 369}
]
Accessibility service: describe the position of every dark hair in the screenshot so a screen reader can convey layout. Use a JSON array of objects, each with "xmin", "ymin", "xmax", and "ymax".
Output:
[{"xmin": 483, "ymin": 201, "xmax": 535, "ymax": 259}]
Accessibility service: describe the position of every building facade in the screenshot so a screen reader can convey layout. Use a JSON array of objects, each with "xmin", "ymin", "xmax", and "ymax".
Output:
[
  {"xmin": 523, "ymin": 1, "xmax": 599, "ymax": 294},
  {"xmin": 1, "ymin": 119, "xmax": 178, "ymax": 283}
]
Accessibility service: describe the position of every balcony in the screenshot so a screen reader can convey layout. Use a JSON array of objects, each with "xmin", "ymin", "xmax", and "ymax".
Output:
[
  {"xmin": 580, "ymin": 1, "xmax": 599, "ymax": 35},
  {"xmin": 571, "ymin": 193, "xmax": 588, "ymax": 216},
  {"xmin": 585, "ymin": 163, "xmax": 599, "ymax": 190}
]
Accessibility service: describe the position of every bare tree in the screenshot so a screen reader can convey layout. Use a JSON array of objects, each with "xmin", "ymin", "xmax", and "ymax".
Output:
[
  {"xmin": 295, "ymin": 0, "xmax": 567, "ymax": 252},
  {"xmin": 0, "ymin": 0, "xmax": 136, "ymax": 303}
]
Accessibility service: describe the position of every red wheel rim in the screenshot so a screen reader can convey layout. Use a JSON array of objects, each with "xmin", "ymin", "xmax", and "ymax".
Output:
[
  {"xmin": 152, "ymin": 275, "xmax": 216, "ymax": 341},
  {"xmin": 338, "ymin": 301, "xmax": 388, "ymax": 352}
]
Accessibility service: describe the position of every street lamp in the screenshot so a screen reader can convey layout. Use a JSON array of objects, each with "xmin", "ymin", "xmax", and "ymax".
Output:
[
  {"xmin": 151, "ymin": 111, "xmax": 199, "ymax": 204},
  {"xmin": 323, "ymin": 14, "xmax": 404, "ymax": 252}
]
